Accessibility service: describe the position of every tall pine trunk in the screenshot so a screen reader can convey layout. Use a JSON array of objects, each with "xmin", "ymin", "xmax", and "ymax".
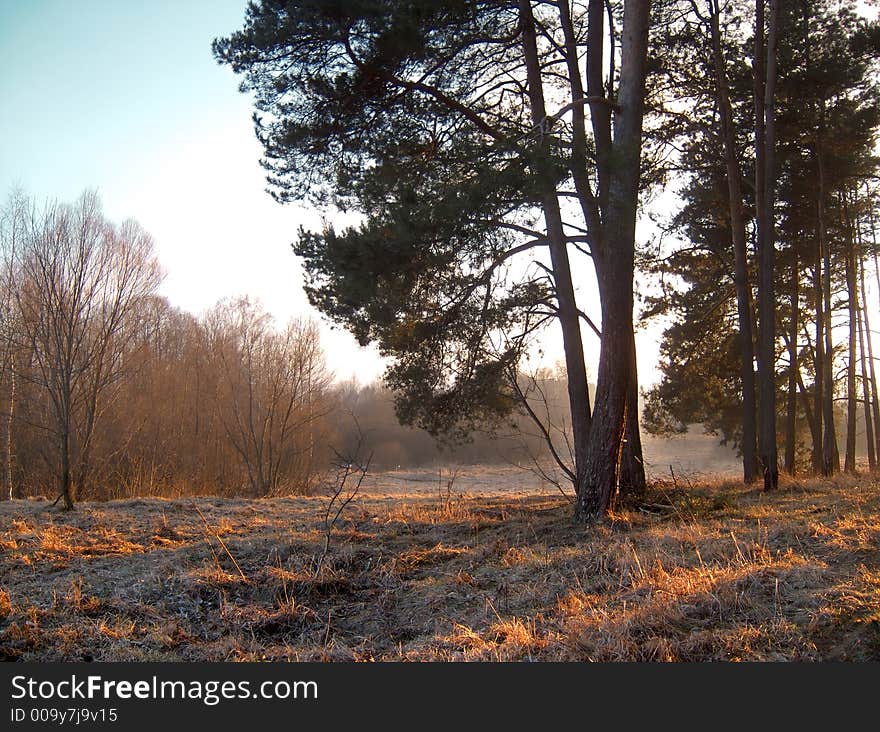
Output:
[
  {"xmin": 793, "ymin": 351, "xmax": 821, "ymax": 460},
  {"xmin": 710, "ymin": 0, "xmax": 758, "ymax": 483},
  {"xmin": 813, "ymin": 256, "xmax": 825, "ymax": 473},
  {"xmin": 857, "ymin": 286, "xmax": 876, "ymax": 470},
  {"xmin": 580, "ymin": 256, "xmax": 638, "ymax": 515},
  {"xmin": 558, "ymin": 0, "xmax": 647, "ymax": 503},
  {"xmin": 754, "ymin": 0, "xmax": 780, "ymax": 490},
  {"xmin": 576, "ymin": 0, "xmax": 651, "ymax": 519},
  {"xmin": 844, "ymin": 197, "xmax": 858, "ymax": 473},
  {"xmin": 862, "ymin": 252, "xmax": 880, "ymax": 462},
  {"xmin": 819, "ymin": 150, "xmax": 839, "ymax": 475},
  {"xmin": 619, "ymin": 374, "xmax": 646, "ymax": 498},
  {"xmin": 785, "ymin": 255, "xmax": 799, "ymax": 474}
]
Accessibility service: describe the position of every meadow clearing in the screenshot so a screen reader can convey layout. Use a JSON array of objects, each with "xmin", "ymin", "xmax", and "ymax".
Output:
[{"xmin": 2, "ymin": 464, "xmax": 879, "ymax": 661}]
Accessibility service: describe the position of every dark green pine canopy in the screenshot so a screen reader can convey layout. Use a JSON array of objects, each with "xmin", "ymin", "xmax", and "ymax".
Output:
[{"xmin": 215, "ymin": 0, "xmax": 571, "ymax": 440}]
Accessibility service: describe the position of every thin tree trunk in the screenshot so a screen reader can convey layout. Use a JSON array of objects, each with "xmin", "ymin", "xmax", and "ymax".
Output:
[
  {"xmin": 843, "ymin": 258, "xmax": 858, "ymax": 473},
  {"xmin": 785, "ymin": 255, "xmax": 799, "ymax": 474},
  {"xmin": 813, "ymin": 257, "xmax": 825, "ymax": 473},
  {"xmin": 857, "ymin": 280, "xmax": 875, "ymax": 469},
  {"xmin": 783, "ymin": 325, "xmax": 821, "ymax": 452},
  {"xmin": 5, "ymin": 353, "xmax": 13, "ymax": 500},
  {"xmin": 519, "ymin": 0, "xmax": 592, "ymax": 496},
  {"xmin": 709, "ymin": 0, "xmax": 758, "ymax": 483},
  {"xmin": 862, "ymin": 252, "xmax": 880, "ymax": 461},
  {"xmin": 844, "ymin": 196, "xmax": 858, "ymax": 473},
  {"xmin": 819, "ymin": 151, "xmax": 839, "ymax": 475},
  {"xmin": 59, "ymin": 425, "xmax": 74, "ymax": 510},
  {"xmin": 795, "ymin": 356, "xmax": 820, "ymax": 453},
  {"xmin": 802, "ymin": 0, "xmax": 824, "ymax": 476}
]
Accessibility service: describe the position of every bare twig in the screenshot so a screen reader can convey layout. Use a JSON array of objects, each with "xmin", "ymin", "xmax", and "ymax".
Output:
[
  {"xmin": 195, "ymin": 505, "xmax": 248, "ymax": 583},
  {"xmin": 313, "ymin": 416, "xmax": 372, "ymax": 579}
]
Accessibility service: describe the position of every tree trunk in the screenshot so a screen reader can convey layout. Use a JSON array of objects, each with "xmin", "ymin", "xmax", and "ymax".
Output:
[
  {"xmin": 813, "ymin": 257, "xmax": 825, "ymax": 473},
  {"xmin": 5, "ymin": 353, "xmax": 13, "ymax": 500},
  {"xmin": 59, "ymin": 426, "xmax": 74, "ymax": 510},
  {"xmin": 844, "ymin": 194, "xmax": 859, "ymax": 472},
  {"xmin": 818, "ymin": 151, "xmax": 839, "ymax": 475},
  {"xmin": 519, "ymin": 0, "xmax": 592, "ymax": 495},
  {"xmin": 862, "ymin": 253, "xmax": 880, "ymax": 462},
  {"xmin": 793, "ymin": 354, "xmax": 820, "ymax": 456},
  {"xmin": 545, "ymin": 195, "xmax": 593, "ymax": 491},
  {"xmin": 619, "ymin": 372, "xmax": 646, "ymax": 499},
  {"xmin": 754, "ymin": 0, "xmax": 780, "ymax": 490},
  {"xmin": 578, "ymin": 258, "xmax": 637, "ymax": 516},
  {"xmin": 857, "ymin": 281, "xmax": 875, "ymax": 470},
  {"xmin": 576, "ymin": 0, "xmax": 651, "ymax": 519},
  {"xmin": 709, "ymin": 0, "xmax": 758, "ymax": 483},
  {"xmin": 559, "ymin": 0, "xmax": 645, "ymax": 502},
  {"xmin": 784, "ymin": 255, "xmax": 799, "ymax": 474},
  {"xmin": 845, "ymin": 212, "xmax": 858, "ymax": 473}
]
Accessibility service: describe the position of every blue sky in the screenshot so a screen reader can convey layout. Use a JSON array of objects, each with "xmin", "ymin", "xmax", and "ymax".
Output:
[
  {"xmin": 0, "ymin": 0, "xmax": 386, "ymax": 383},
  {"xmin": 1, "ymin": 0, "xmax": 246, "ymax": 204}
]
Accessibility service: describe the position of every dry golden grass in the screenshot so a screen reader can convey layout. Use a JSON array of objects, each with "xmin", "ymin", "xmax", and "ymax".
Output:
[{"xmin": 1, "ymin": 470, "xmax": 880, "ymax": 661}]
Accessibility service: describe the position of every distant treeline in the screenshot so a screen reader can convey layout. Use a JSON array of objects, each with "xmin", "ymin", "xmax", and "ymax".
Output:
[{"xmin": 327, "ymin": 376, "xmax": 574, "ymax": 471}]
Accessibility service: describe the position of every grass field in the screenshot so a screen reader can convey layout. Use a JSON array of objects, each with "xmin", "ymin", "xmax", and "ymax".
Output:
[{"xmin": 2, "ymin": 466, "xmax": 879, "ymax": 661}]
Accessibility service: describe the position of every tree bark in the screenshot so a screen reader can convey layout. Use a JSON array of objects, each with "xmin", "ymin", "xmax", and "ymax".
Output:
[
  {"xmin": 784, "ymin": 255, "xmax": 799, "ymax": 474},
  {"xmin": 818, "ymin": 150, "xmax": 839, "ymax": 475},
  {"xmin": 844, "ymin": 194, "xmax": 858, "ymax": 473},
  {"xmin": 754, "ymin": 0, "xmax": 780, "ymax": 490},
  {"xmin": 5, "ymin": 353, "xmax": 13, "ymax": 500},
  {"xmin": 59, "ymin": 423, "xmax": 74, "ymax": 511},
  {"xmin": 813, "ymin": 257, "xmax": 825, "ymax": 473},
  {"xmin": 794, "ymin": 351, "xmax": 820, "ymax": 454},
  {"xmin": 558, "ymin": 0, "xmax": 646, "ymax": 502},
  {"xmin": 862, "ymin": 252, "xmax": 880, "ymax": 463},
  {"xmin": 709, "ymin": 0, "xmax": 759, "ymax": 483},
  {"xmin": 576, "ymin": 0, "xmax": 651, "ymax": 519},
  {"xmin": 619, "ymin": 374, "xmax": 646, "ymax": 498},
  {"xmin": 857, "ymin": 277, "xmax": 875, "ymax": 470}
]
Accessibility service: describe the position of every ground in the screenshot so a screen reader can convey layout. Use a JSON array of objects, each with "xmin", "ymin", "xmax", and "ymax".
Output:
[{"xmin": 2, "ymin": 465, "xmax": 879, "ymax": 661}]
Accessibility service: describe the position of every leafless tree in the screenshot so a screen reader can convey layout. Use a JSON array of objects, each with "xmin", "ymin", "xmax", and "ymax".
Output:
[
  {"xmin": 314, "ymin": 418, "xmax": 371, "ymax": 579},
  {"xmin": 0, "ymin": 191, "xmax": 28, "ymax": 500},
  {"xmin": 8, "ymin": 191, "xmax": 163, "ymax": 508},
  {"xmin": 205, "ymin": 297, "xmax": 331, "ymax": 496}
]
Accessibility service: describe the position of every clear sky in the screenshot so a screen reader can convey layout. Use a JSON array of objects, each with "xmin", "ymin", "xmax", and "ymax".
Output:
[{"xmin": 0, "ymin": 0, "xmax": 665, "ymax": 387}]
